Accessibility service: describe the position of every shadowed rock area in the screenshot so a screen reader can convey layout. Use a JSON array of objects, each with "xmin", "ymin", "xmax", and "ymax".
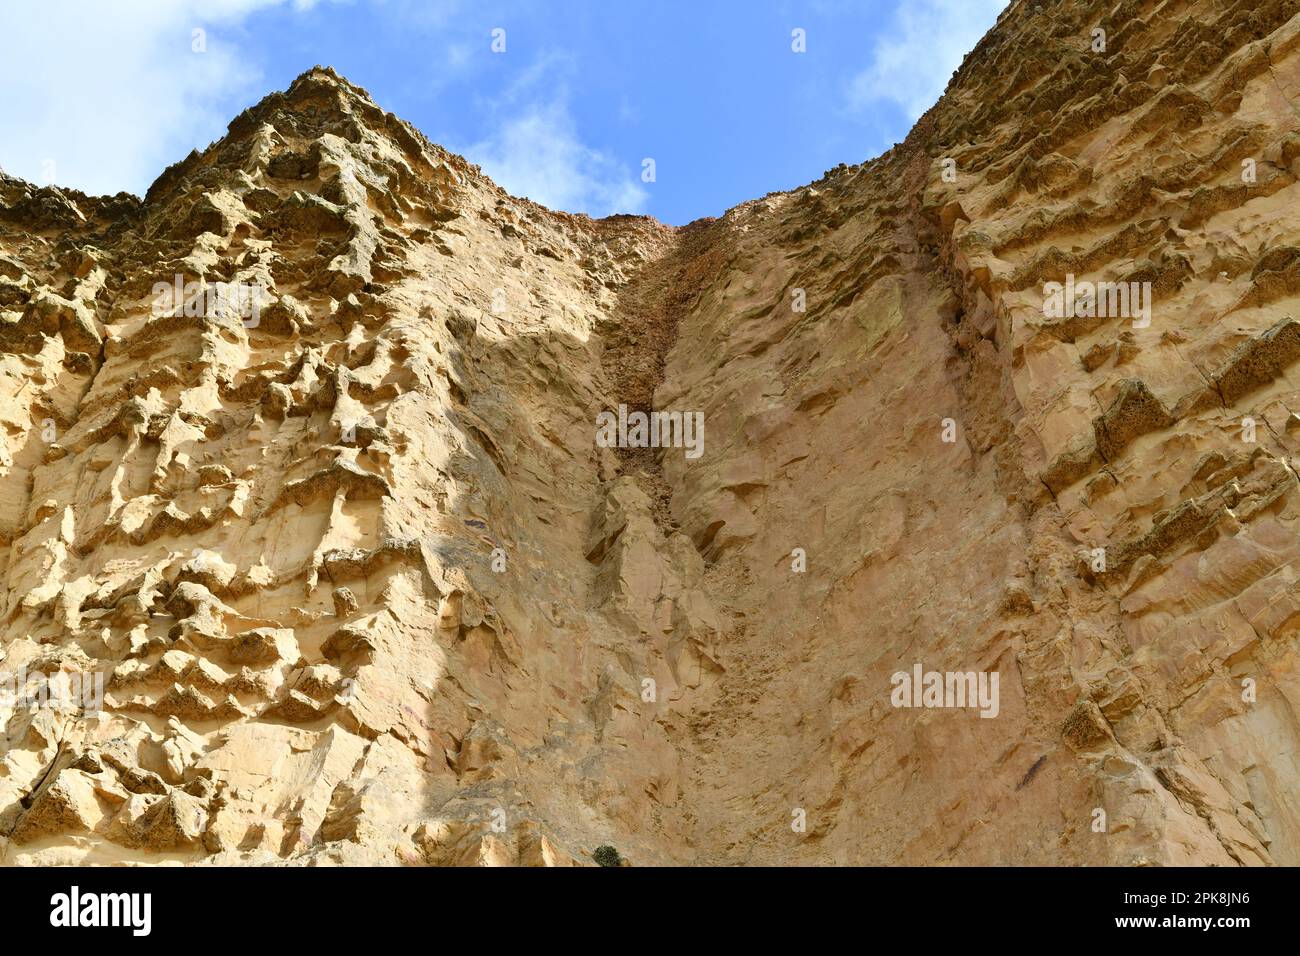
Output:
[{"xmin": 2, "ymin": 0, "xmax": 1300, "ymax": 865}]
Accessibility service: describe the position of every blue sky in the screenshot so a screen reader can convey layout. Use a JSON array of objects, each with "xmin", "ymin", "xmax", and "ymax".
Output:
[{"xmin": 0, "ymin": 0, "xmax": 1006, "ymax": 225}]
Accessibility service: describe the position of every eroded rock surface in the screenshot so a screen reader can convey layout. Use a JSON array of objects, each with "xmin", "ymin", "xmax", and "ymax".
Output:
[{"xmin": 3, "ymin": 0, "xmax": 1300, "ymax": 865}]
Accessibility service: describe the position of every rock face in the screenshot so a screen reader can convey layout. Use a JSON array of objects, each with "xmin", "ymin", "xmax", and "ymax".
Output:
[{"xmin": 2, "ymin": 0, "xmax": 1300, "ymax": 865}]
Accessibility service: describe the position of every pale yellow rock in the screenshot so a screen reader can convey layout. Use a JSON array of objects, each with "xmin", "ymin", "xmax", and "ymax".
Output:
[{"xmin": 2, "ymin": 2, "xmax": 1300, "ymax": 866}]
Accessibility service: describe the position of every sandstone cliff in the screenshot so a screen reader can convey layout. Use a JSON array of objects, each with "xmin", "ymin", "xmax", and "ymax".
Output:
[{"xmin": 2, "ymin": 0, "xmax": 1299, "ymax": 865}]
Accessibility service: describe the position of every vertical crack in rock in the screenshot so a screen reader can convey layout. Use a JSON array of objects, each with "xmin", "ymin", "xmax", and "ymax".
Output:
[{"xmin": 600, "ymin": 219, "xmax": 725, "ymax": 534}]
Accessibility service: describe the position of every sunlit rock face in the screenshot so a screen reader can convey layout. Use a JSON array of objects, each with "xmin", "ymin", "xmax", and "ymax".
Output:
[{"xmin": 2, "ymin": 0, "xmax": 1300, "ymax": 866}]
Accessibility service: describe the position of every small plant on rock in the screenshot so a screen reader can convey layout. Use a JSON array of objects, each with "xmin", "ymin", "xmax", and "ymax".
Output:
[{"xmin": 593, "ymin": 845, "xmax": 622, "ymax": 867}]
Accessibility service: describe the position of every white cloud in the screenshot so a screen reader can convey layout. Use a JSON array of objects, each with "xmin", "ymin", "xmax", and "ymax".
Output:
[
  {"xmin": 0, "ymin": 0, "xmax": 322, "ymax": 197},
  {"xmin": 0, "ymin": 1, "xmax": 646, "ymax": 218},
  {"xmin": 464, "ymin": 80, "xmax": 647, "ymax": 218},
  {"xmin": 848, "ymin": 0, "xmax": 1008, "ymax": 120}
]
